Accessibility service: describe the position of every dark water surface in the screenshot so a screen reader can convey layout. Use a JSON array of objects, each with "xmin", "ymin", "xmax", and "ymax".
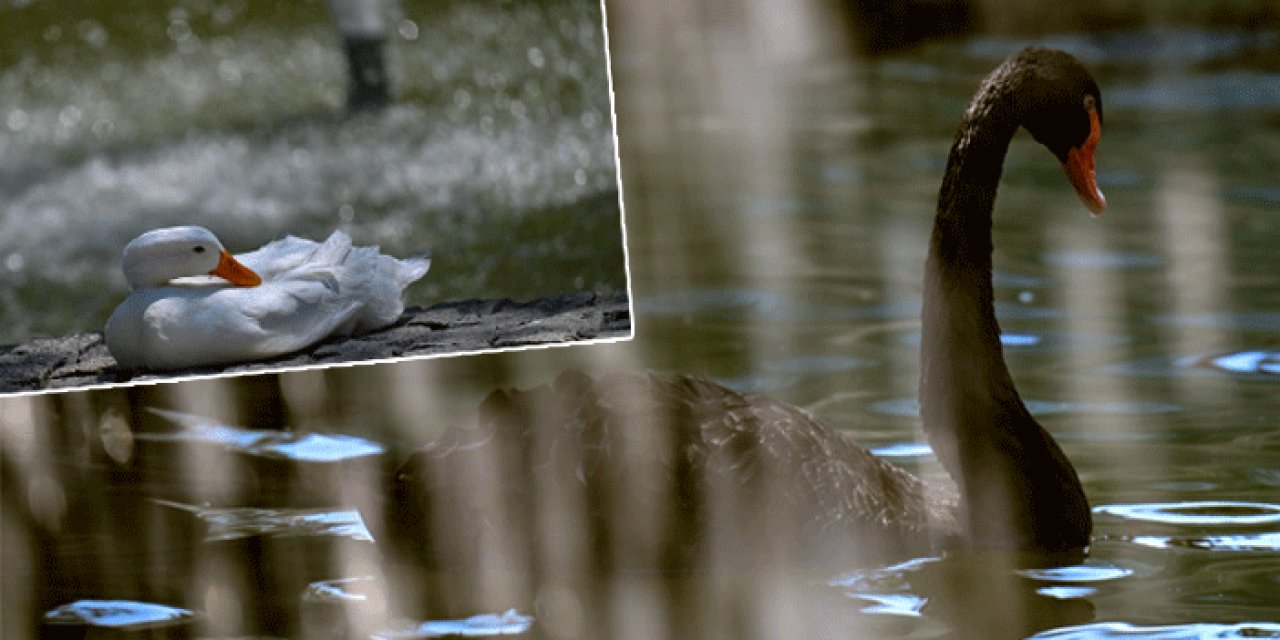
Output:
[
  {"xmin": 608, "ymin": 24, "xmax": 1280, "ymax": 638},
  {"xmin": 5, "ymin": 5, "xmax": 1280, "ymax": 640}
]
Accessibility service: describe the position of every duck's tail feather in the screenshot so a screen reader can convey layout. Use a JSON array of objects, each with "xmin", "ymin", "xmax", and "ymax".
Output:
[
  {"xmin": 315, "ymin": 230, "xmax": 355, "ymax": 266},
  {"xmin": 399, "ymin": 254, "xmax": 431, "ymax": 287}
]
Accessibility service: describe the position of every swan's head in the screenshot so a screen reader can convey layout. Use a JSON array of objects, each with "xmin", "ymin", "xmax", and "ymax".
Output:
[
  {"xmin": 121, "ymin": 226, "xmax": 262, "ymax": 289},
  {"xmin": 1012, "ymin": 47, "xmax": 1107, "ymax": 216}
]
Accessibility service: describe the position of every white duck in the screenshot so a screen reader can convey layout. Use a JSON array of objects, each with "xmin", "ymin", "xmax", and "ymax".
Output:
[{"xmin": 104, "ymin": 226, "xmax": 430, "ymax": 371}]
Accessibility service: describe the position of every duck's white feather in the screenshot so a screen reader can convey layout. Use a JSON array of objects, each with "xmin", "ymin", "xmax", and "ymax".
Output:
[{"xmin": 105, "ymin": 229, "xmax": 430, "ymax": 371}]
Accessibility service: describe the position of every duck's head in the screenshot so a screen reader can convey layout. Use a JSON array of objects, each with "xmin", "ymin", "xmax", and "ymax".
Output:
[{"xmin": 121, "ymin": 226, "xmax": 262, "ymax": 289}]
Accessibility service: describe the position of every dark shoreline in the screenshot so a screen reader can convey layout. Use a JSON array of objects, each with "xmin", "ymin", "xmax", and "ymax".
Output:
[{"xmin": 0, "ymin": 292, "xmax": 630, "ymax": 393}]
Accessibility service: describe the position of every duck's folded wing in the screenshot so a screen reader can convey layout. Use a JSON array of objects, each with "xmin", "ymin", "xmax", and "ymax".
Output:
[
  {"xmin": 226, "ymin": 277, "xmax": 364, "ymax": 357},
  {"xmin": 235, "ymin": 231, "xmax": 352, "ymax": 281}
]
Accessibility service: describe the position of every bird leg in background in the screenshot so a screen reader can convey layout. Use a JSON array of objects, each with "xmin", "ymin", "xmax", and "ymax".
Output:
[
  {"xmin": 343, "ymin": 36, "xmax": 391, "ymax": 111},
  {"xmin": 324, "ymin": 0, "xmax": 403, "ymax": 111}
]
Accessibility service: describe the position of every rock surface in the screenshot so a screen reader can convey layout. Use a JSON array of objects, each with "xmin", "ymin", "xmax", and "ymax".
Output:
[{"xmin": 0, "ymin": 292, "xmax": 630, "ymax": 393}]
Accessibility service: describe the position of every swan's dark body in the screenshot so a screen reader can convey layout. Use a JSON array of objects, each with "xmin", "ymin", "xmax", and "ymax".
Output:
[
  {"xmin": 390, "ymin": 48, "xmax": 1105, "ymax": 573},
  {"xmin": 387, "ymin": 370, "xmax": 956, "ymax": 585}
]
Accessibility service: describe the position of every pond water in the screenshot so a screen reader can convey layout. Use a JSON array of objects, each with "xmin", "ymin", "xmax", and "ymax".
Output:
[
  {"xmin": 0, "ymin": 0, "xmax": 626, "ymax": 346},
  {"xmin": 4, "ymin": 4, "xmax": 1280, "ymax": 640},
  {"xmin": 603, "ymin": 22, "xmax": 1280, "ymax": 638}
]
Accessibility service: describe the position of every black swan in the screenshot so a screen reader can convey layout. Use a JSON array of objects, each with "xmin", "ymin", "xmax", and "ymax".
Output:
[{"xmin": 388, "ymin": 47, "xmax": 1107, "ymax": 575}]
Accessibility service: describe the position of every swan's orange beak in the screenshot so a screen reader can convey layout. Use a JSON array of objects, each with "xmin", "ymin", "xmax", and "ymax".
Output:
[
  {"xmin": 209, "ymin": 250, "xmax": 261, "ymax": 287},
  {"xmin": 1062, "ymin": 108, "xmax": 1106, "ymax": 216}
]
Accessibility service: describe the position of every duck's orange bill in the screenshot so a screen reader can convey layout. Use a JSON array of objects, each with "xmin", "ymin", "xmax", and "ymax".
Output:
[
  {"xmin": 209, "ymin": 250, "xmax": 262, "ymax": 287},
  {"xmin": 1062, "ymin": 109, "xmax": 1106, "ymax": 216}
]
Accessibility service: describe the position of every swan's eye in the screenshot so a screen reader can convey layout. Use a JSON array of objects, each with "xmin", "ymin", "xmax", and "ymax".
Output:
[
  {"xmin": 193, "ymin": 246, "xmax": 206, "ymax": 254},
  {"xmin": 1082, "ymin": 95, "xmax": 1096, "ymax": 113}
]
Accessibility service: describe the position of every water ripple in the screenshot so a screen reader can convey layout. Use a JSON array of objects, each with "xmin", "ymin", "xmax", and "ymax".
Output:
[
  {"xmin": 1002, "ymin": 333, "xmax": 1042, "ymax": 347},
  {"xmin": 765, "ymin": 355, "xmax": 877, "ymax": 375},
  {"xmin": 869, "ymin": 398, "xmax": 1180, "ymax": 418},
  {"xmin": 1152, "ymin": 313, "xmax": 1280, "ymax": 332},
  {"xmin": 1110, "ymin": 73, "xmax": 1280, "ymax": 111},
  {"xmin": 44, "ymin": 600, "xmax": 195, "ymax": 629},
  {"xmin": 244, "ymin": 432, "xmax": 386, "ymax": 462},
  {"xmin": 144, "ymin": 408, "xmax": 386, "ymax": 462},
  {"xmin": 1036, "ymin": 586, "xmax": 1097, "ymax": 599},
  {"xmin": 375, "ymin": 609, "xmax": 535, "ymax": 638},
  {"xmin": 635, "ymin": 288, "xmax": 793, "ymax": 318},
  {"xmin": 831, "ymin": 556, "xmax": 939, "ymax": 618},
  {"xmin": 966, "ymin": 29, "xmax": 1280, "ymax": 68},
  {"xmin": 992, "ymin": 270, "xmax": 1049, "ymax": 289},
  {"xmin": 155, "ymin": 502, "xmax": 376, "ymax": 543},
  {"xmin": 898, "ymin": 329, "xmax": 1132, "ymax": 351},
  {"xmin": 304, "ymin": 577, "xmax": 375, "ymax": 603},
  {"xmin": 1110, "ymin": 349, "xmax": 1280, "ymax": 380},
  {"xmin": 1042, "ymin": 251, "xmax": 1163, "ymax": 269},
  {"xmin": 1094, "ymin": 501, "xmax": 1280, "ymax": 526},
  {"xmin": 1196, "ymin": 351, "xmax": 1280, "ymax": 376},
  {"xmin": 1223, "ymin": 186, "xmax": 1280, "ymax": 208},
  {"xmin": 869, "ymin": 442, "xmax": 934, "ymax": 458},
  {"xmin": 1018, "ymin": 563, "xmax": 1135, "ymax": 583},
  {"xmin": 1033, "ymin": 621, "xmax": 1280, "ymax": 639},
  {"xmin": 636, "ymin": 289, "xmax": 919, "ymax": 323},
  {"xmin": 848, "ymin": 593, "xmax": 928, "ymax": 617},
  {"xmin": 830, "ymin": 556, "xmax": 941, "ymax": 590},
  {"xmin": 1131, "ymin": 532, "xmax": 1280, "ymax": 552}
]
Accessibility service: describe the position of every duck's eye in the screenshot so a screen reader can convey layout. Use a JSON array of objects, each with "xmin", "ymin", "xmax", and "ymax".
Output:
[
  {"xmin": 1082, "ymin": 94, "xmax": 1096, "ymax": 113},
  {"xmin": 193, "ymin": 246, "xmax": 206, "ymax": 254}
]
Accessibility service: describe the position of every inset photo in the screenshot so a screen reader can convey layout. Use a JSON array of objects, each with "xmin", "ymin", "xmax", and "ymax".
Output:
[{"xmin": 0, "ymin": 0, "xmax": 629, "ymax": 394}]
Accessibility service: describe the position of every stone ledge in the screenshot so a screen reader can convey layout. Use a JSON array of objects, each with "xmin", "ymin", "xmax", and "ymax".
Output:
[{"xmin": 0, "ymin": 292, "xmax": 630, "ymax": 393}]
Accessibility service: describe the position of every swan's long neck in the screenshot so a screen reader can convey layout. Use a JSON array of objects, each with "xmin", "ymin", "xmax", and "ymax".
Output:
[{"xmin": 920, "ymin": 76, "xmax": 1091, "ymax": 552}]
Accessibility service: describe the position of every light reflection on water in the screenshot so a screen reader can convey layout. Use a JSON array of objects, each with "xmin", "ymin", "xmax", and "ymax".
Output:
[
  {"xmin": 1017, "ymin": 563, "xmax": 1136, "ymax": 583},
  {"xmin": 868, "ymin": 398, "xmax": 1183, "ymax": 418},
  {"xmin": 374, "ymin": 609, "xmax": 536, "ymax": 639},
  {"xmin": 1032, "ymin": 621, "xmax": 1280, "ymax": 639},
  {"xmin": 142, "ymin": 409, "xmax": 387, "ymax": 462},
  {"xmin": 831, "ymin": 556, "xmax": 939, "ymax": 619},
  {"xmin": 849, "ymin": 593, "xmax": 928, "ymax": 617},
  {"xmin": 305, "ymin": 577, "xmax": 375, "ymax": 603},
  {"xmin": 1201, "ymin": 351, "xmax": 1280, "ymax": 376},
  {"xmin": 186, "ymin": 505, "xmax": 376, "ymax": 543},
  {"xmin": 1130, "ymin": 533, "xmax": 1280, "ymax": 552},
  {"xmin": 1037, "ymin": 586, "xmax": 1097, "ymax": 599},
  {"xmin": 1094, "ymin": 501, "xmax": 1280, "ymax": 526},
  {"xmin": 1002, "ymin": 332, "xmax": 1043, "ymax": 347},
  {"xmin": 896, "ymin": 328, "xmax": 1135, "ymax": 351},
  {"xmin": 44, "ymin": 600, "xmax": 195, "ymax": 630},
  {"xmin": 257, "ymin": 433, "xmax": 386, "ymax": 463},
  {"xmin": 868, "ymin": 442, "xmax": 934, "ymax": 458},
  {"xmin": 1041, "ymin": 251, "xmax": 1164, "ymax": 270}
]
